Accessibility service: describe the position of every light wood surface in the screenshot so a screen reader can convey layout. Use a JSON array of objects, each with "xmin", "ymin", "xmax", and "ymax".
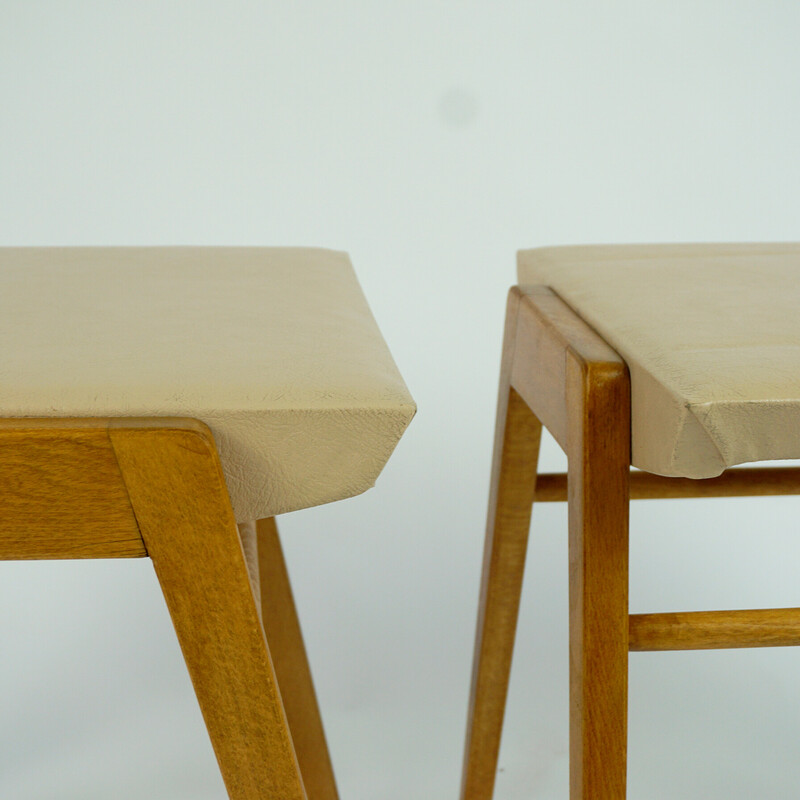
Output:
[
  {"xmin": 534, "ymin": 467, "xmax": 800, "ymax": 502},
  {"xmin": 509, "ymin": 287, "xmax": 571, "ymax": 449},
  {"xmin": 566, "ymin": 348, "xmax": 630, "ymax": 800},
  {"xmin": 0, "ymin": 416, "xmax": 351, "ymax": 797},
  {"xmin": 460, "ymin": 290, "xmax": 543, "ymax": 800},
  {"xmin": 630, "ymin": 608, "xmax": 800, "ymax": 651},
  {"xmin": 510, "ymin": 286, "xmax": 628, "ymax": 452},
  {"xmin": 109, "ymin": 420, "xmax": 308, "ymax": 800},
  {"xmin": 0, "ymin": 419, "xmax": 145, "ymax": 559},
  {"xmin": 462, "ymin": 286, "xmax": 632, "ymax": 800},
  {"xmin": 254, "ymin": 517, "xmax": 339, "ymax": 800},
  {"xmin": 460, "ymin": 390, "xmax": 542, "ymax": 800}
]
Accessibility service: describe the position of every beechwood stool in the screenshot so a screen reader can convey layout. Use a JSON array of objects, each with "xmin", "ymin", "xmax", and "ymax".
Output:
[
  {"xmin": 461, "ymin": 243, "xmax": 800, "ymax": 800},
  {"xmin": 0, "ymin": 247, "xmax": 415, "ymax": 800}
]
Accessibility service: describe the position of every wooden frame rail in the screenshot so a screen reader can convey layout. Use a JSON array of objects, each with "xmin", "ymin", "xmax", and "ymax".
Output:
[
  {"xmin": 630, "ymin": 608, "xmax": 800, "ymax": 651},
  {"xmin": 534, "ymin": 467, "xmax": 800, "ymax": 502},
  {"xmin": 0, "ymin": 418, "xmax": 146, "ymax": 559}
]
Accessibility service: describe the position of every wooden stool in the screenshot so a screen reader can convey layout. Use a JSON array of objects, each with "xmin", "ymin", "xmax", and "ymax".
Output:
[
  {"xmin": 0, "ymin": 248, "xmax": 415, "ymax": 800},
  {"xmin": 461, "ymin": 244, "xmax": 800, "ymax": 800}
]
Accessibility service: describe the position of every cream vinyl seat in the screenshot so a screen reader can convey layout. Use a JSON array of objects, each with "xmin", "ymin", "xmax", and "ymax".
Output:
[
  {"xmin": 518, "ymin": 242, "xmax": 800, "ymax": 479},
  {"xmin": 0, "ymin": 247, "xmax": 414, "ymax": 800},
  {"xmin": 0, "ymin": 247, "xmax": 415, "ymax": 520},
  {"xmin": 461, "ymin": 243, "xmax": 800, "ymax": 800}
]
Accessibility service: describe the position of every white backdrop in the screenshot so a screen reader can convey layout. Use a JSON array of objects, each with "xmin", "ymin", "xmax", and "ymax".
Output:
[{"xmin": 2, "ymin": 2, "xmax": 800, "ymax": 798}]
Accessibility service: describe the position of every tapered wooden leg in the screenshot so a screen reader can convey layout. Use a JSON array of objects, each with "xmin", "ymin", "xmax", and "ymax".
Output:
[
  {"xmin": 566, "ymin": 352, "xmax": 630, "ymax": 800},
  {"xmin": 247, "ymin": 517, "xmax": 339, "ymax": 800},
  {"xmin": 460, "ymin": 380, "xmax": 543, "ymax": 800},
  {"xmin": 110, "ymin": 422, "xmax": 307, "ymax": 800}
]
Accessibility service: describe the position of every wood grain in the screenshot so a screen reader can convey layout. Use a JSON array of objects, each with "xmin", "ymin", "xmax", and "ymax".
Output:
[
  {"xmin": 254, "ymin": 517, "xmax": 339, "ymax": 800},
  {"xmin": 511, "ymin": 287, "xmax": 623, "ymax": 451},
  {"xmin": 462, "ymin": 285, "xmax": 633, "ymax": 800},
  {"xmin": 0, "ymin": 419, "xmax": 144, "ymax": 559},
  {"xmin": 534, "ymin": 467, "xmax": 800, "ymax": 502},
  {"xmin": 465, "ymin": 281, "xmax": 800, "ymax": 800},
  {"xmin": 630, "ymin": 608, "xmax": 800, "ymax": 651},
  {"xmin": 566, "ymin": 347, "xmax": 631, "ymax": 800},
  {"xmin": 109, "ymin": 420, "xmax": 307, "ymax": 800},
  {"xmin": 460, "ymin": 290, "xmax": 543, "ymax": 800}
]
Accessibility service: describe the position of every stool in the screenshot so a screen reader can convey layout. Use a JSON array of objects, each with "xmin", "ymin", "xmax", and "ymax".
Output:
[
  {"xmin": 460, "ymin": 244, "xmax": 800, "ymax": 799},
  {"xmin": 0, "ymin": 247, "xmax": 415, "ymax": 800}
]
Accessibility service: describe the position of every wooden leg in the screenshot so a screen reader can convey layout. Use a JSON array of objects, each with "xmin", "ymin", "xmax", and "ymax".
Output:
[
  {"xmin": 460, "ymin": 385, "xmax": 543, "ymax": 800},
  {"xmin": 110, "ymin": 423, "xmax": 307, "ymax": 800},
  {"xmin": 247, "ymin": 517, "xmax": 339, "ymax": 800},
  {"xmin": 566, "ymin": 352, "xmax": 630, "ymax": 800}
]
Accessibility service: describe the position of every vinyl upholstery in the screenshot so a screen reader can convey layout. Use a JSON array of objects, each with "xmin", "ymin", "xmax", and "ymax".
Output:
[
  {"xmin": 0, "ymin": 247, "xmax": 415, "ymax": 520},
  {"xmin": 518, "ymin": 243, "xmax": 800, "ymax": 478}
]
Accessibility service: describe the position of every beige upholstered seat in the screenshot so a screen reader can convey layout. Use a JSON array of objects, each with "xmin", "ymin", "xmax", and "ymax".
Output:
[
  {"xmin": 0, "ymin": 247, "xmax": 415, "ymax": 520},
  {"xmin": 518, "ymin": 243, "xmax": 800, "ymax": 478}
]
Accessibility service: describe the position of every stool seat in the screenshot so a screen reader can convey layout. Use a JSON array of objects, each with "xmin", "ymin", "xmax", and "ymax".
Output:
[
  {"xmin": 518, "ymin": 243, "xmax": 800, "ymax": 479},
  {"xmin": 0, "ymin": 247, "xmax": 415, "ymax": 520}
]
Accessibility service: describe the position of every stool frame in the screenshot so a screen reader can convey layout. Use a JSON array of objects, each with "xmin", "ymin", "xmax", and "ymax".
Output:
[
  {"xmin": 461, "ymin": 286, "xmax": 800, "ymax": 800},
  {"xmin": 0, "ymin": 417, "xmax": 337, "ymax": 800}
]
